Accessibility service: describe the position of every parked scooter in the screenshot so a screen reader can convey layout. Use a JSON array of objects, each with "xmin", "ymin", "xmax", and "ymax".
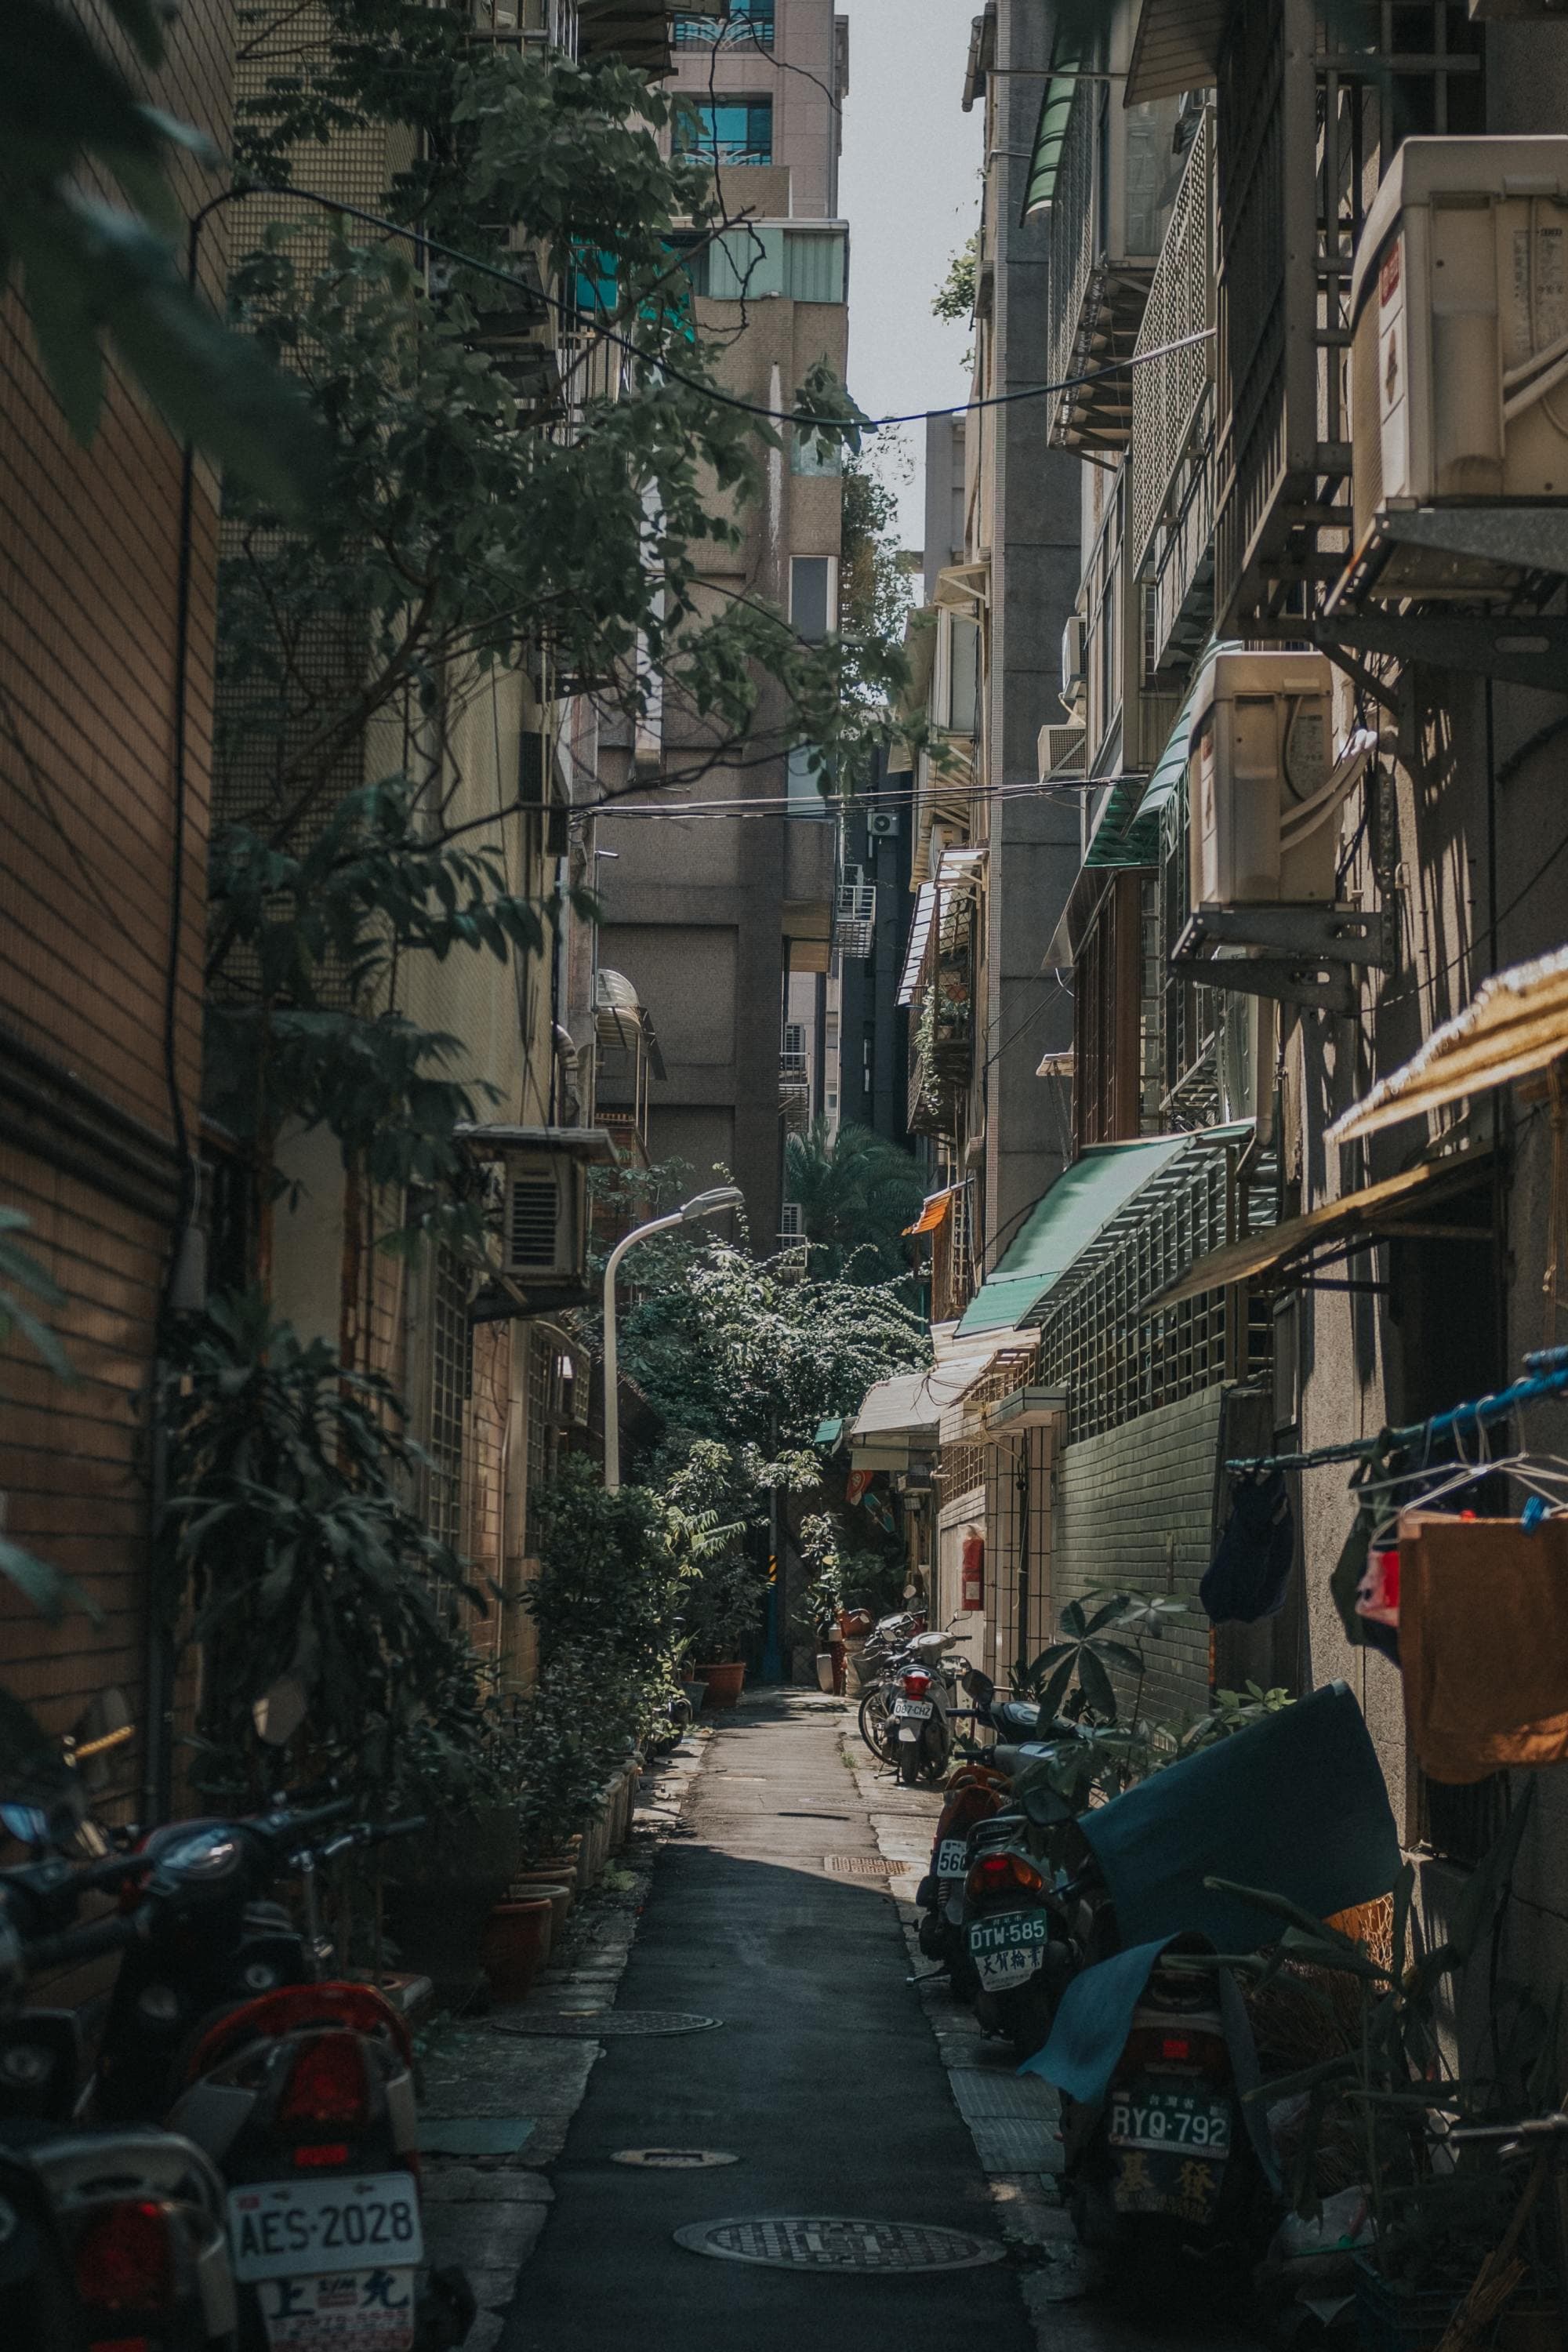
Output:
[
  {"xmin": 1063, "ymin": 1947, "xmax": 1276, "ymax": 2307},
  {"xmin": 0, "ymin": 1853, "xmax": 239, "ymax": 2352},
  {"xmin": 85, "ymin": 1800, "xmax": 475, "ymax": 2352}
]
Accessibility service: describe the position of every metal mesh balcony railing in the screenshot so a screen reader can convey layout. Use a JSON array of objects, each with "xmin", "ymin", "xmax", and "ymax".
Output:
[{"xmin": 1130, "ymin": 111, "xmax": 1212, "ymax": 581}]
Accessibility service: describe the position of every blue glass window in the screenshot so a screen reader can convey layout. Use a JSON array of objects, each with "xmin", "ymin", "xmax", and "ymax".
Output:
[{"xmin": 676, "ymin": 96, "xmax": 774, "ymax": 165}]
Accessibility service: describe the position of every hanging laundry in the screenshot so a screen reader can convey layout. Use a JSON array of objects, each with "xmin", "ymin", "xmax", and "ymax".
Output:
[
  {"xmin": 1330, "ymin": 1507, "xmax": 1400, "ymax": 1664},
  {"xmin": 1201, "ymin": 1469, "xmax": 1295, "ymax": 1624},
  {"xmin": 1399, "ymin": 1512, "xmax": 1568, "ymax": 1783}
]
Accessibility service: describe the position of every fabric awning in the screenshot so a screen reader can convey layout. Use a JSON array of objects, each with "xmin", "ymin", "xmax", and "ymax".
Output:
[
  {"xmin": 1145, "ymin": 1148, "xmax": 1494, "ymax": 1311},
  {"xmin": 1125, "ymin": 0, "xmax": 1232, "ymax": 106},
  {"xmin": 956, "ymin": 1137, "xmax": 1192, "ymax": 1336},
  {"xmin": 904, "ymin": 1188, "xmax": 957, "ymax": 1238},
  {"xmin": 1022, "ymin": 26, "xmax": 1085, "ymax": 220},
  {"xmin": 897, "ymin": 882, "xmax": 938, "ymax": 1006},
  {"xmin": 1327, "ymin": 946, "xmax": 1568, "ymax": 1145}
]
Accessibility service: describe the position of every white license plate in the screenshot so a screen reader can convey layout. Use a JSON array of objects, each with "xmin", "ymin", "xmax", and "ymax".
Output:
[
  {"xmin": 935, "ymin": 1838, "xmax": 968, "ymax": 1878},
  {"xmin": 1109, "ymin": 2087, "xmax": 1232, "ymax": 2156},
  {"xmin": 256, "ymin": 2267, "xmax": 417, "ymax": 2351},
  {"xmin": 229, "ymin": 2173, "xmax": 423, "ymax": 2283},
  {"xmin": 894, "ymin": 1698, "xmax": 934, "ymax": 1720},
  {"xmin": 968, "ymin": 1909, "xmax": 1048, "ymax": 1987}
]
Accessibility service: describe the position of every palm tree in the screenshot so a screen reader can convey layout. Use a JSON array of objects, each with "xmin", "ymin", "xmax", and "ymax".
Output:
[{"xmin": 782, "ymin": 1121, "xmax": 927, "ymax": 1279}]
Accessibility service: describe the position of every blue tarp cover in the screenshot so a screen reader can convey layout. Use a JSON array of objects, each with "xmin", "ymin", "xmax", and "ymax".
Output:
[{"xmin": 1076, "ymin": 1682, "xmax": 1399, "ymax": 1954}]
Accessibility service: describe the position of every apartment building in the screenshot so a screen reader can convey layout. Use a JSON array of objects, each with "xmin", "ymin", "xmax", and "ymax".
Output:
[
  {"xmin": 592, "ymin": 0, "xmax": 851, "ymax": 1242},
  {"xmin": 909, "ymin": 0, "xmax": 1568, "ymax": 2009},
  {"xmin": 0, "ymin": 4, "xmax": 238, "ymax": 1820}
]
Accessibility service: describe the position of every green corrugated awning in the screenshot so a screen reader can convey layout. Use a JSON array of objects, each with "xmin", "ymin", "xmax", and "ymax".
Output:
[
  {"xmin": 1131, "ymin": 641, "xmax": 1240, "ymax": 831},
  {"xmin": 1022, "ymin": 32, "xmax": 1085, "ymax": 220},
  {"xmin": 956, "ymin": 1138, "xmax": 1191, "ymax": 1335},
  {"xmin": 1085, "ymin": 772, "xmax": 1154, "ymax": 869}
]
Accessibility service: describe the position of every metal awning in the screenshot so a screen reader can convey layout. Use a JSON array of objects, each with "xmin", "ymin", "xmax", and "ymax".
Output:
[
  {"xmin": 897, "ymin": 882, "xmax": 938, "ymax": 1006},
  {"xmin": 1084, "ymin": 771, "xmax": 1156, "ymax": 870},
  {"xmin": 849, "ymin": 1348, "xmax": 1014, "ymax": 1454},
  {"xmin": 1126, "ymin": 0, "xmax": 1231, "ymax": 106},
  {"xmin": 904, "ymin": 1186, "xmax": 958, "ymax": 1238},
  {"xmin": 1130, "ymin": 641, "xmax": 1238, "ymax": 833},
  {"xmin": 933, "ymin": 561, "xmax": 989, "ymax": 611},
  {"xmin": 1022, "ymin": 24, "xmax": 1086, "ymax": 220},
  {"xmin": 453, "ymin": 1123, "xmax": 617, "ymax": 1160},
  {"xmin": 956, "ymin": 1136, "xmax": 1194, "ymax": 1337},
  {"xmin": 1145, "ymin": 1148, "xmax": 1493, "ymax": 1311},
  {"xmin": 1327, "ymin": 947, "xmax": 1568, "ymax": 1145}
]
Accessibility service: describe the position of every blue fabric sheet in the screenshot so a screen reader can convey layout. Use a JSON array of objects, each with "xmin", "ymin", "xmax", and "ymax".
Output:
[
  {"xmin": 1019, "ymin": 1938, "xmax": 1174, "ymax": 2104},
  {"xmin": 1077, "ymin": 1682, "xmax": 1398, "ymax": 1954}
]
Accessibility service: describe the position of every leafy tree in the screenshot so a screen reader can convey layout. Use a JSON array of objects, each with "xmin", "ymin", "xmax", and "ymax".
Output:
[
  {"xmin": 931, "ymin": 233, "xmax": 978, "ymax": 326},
  {"xmin": 783, "ymin": 1120, "xmax": 927, "ymax": 1279},
  {"xmin": 2, "ymin": 0, "xmax": 324, "ymax": 506}
]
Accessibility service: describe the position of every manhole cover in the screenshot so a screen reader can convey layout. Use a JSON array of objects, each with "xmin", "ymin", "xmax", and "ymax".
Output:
[
  {"xmin": 612, "ymin": 2148, "xmax": 739, "ymax": 2169},
  {"xmin": 673, "ymin": 2217, "xmax": 1006, "ymax": 2273},
  {"xmin": 822, "ymin": 1855, "xmax": 892, "ymax": 1876},
  {"xmin": 485, "ymin": 2011, "xmax": 722, "ymax": 2039}
]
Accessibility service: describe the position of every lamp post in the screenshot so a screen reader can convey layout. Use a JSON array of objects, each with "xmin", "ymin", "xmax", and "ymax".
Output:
[{"xmin": 602, "ymin": 1185, "xmax": 744, "ymax": 1490}]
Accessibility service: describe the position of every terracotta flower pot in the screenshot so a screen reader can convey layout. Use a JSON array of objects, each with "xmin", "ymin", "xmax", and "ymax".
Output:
[
  {"xmin": 480, "ymin": 1896, "xmax": 554, "ymax": 2004},
  {"xmin": 510, "ymin": 1877, "xmax": 572, "ymax": 1942},
  {"xmin": 695, "ymin": 1661, "xmax": 745, "ymax": 1709}
]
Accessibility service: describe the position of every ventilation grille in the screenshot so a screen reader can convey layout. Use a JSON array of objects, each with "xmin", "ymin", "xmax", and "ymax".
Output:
[{"xmin": 507, "ymin": 1174, "xmax": 560, "ymax": 1270}]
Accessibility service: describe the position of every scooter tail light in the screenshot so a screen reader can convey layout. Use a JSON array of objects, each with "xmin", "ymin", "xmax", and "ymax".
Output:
[
  {"xmin": 74, "ymin": 2198, "xmax": 176, "ymax": 2314},
  {"xmin": 278, "ymin": 2031, "xmax": 369, "ymax": 2131},
  {"xmin": 902, "ymin": 1671, "xmax": 931, "ymax": 1697},
  {"xmin": 966, "ymin": 1849, "xmax": 1046, "ymax": 1900}
]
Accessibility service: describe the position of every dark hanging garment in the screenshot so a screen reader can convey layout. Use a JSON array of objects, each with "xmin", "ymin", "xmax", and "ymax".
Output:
[{"xmin": 1201, "ymin": 1469, "xmax": 1295, "ymax": 1624}]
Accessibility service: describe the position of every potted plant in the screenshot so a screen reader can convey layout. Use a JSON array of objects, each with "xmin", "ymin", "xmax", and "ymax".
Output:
[{"xmin": 683, "ymin": 1551, "xmax": 768, "ymax": 1710}]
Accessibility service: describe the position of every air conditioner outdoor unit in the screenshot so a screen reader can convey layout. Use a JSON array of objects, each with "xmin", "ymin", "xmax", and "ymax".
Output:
[
  {"xmin": 1060, "ymin": 613, "xmax": 1087, "ymax": 716},
  {"xmin": 1186, "ymin": 651, "xmax": 1336, "ymax": 909},
  {"xmin": 1038, "ymin": 720, "xmax": 1087, "ymax": 783},
  {"xmin": 501, "ymin": 1152, "xmax": 583, "ymax": 1281},
  {"xmin": 867, "ymin": 809, "xmax": 900, "ymax": 837},
  {"xmin": 1348, "ymin": 136, "xmax": 1568, "ymax": 591}
]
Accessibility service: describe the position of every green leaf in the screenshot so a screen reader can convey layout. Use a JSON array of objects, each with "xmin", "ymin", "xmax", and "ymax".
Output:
[
  {"xmin": 0, "ymin": 1534, "xmax": 101, "ymax": 1625},
  {"xmin": 1076, "ymin": 1646, "xmax": 1117, "ymax": 1720}
]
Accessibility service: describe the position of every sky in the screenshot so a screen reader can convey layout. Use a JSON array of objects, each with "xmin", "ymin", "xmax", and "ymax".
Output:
[{"xmin": 835, "ymin": 0, "xmax": 984, "ymax": 551}]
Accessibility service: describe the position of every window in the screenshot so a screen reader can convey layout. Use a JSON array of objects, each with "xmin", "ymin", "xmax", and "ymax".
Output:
[
  {"xmin": 787, "ymin": 745, "xmax": 831, "ymax": 816},
  {"xmin": 791, "ymin": 423, "xmax": 843, "ymax": 477},
  {"xmin": 427, "ymin": 1246, "xmax": 472, "ymax": 1565},
  {"xmin": 673, "ymin": 1, "xmax": 775, "ymax": 47},
  {"xmin": 789, "ymin": 555, "xmax": 835, "ymax": 641},
  {"xmin": 676, "ymin": 97, "xmax": 773, "ymax": 165},
  {"xmin": 779, "ymin": 1201, "xmax": 804, "ymax": 1240}
]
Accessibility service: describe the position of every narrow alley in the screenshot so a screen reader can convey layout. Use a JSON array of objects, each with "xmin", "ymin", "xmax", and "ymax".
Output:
[{"xmin": 440, "ymin": 1696, "xmax": 1262, "ymax": 2351}]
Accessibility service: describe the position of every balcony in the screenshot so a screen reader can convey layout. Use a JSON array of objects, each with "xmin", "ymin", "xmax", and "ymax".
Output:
[
  {"xmin": 834, "ymin": 875, "xmax": 876, "ymax": 962},
  {"xmin": 1036, "ymin": 49, "xmax": 1185, "ymax": 452},
  {"xmin": 1129, "ymin": 108, "xmax": 1215, "ymax": 682}
]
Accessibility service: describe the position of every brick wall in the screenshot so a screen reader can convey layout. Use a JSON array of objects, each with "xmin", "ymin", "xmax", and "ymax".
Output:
[
  {"xmin": 0, "ymin": 4, "xmax": 234, "ymax": 1811},
  {"xmin": 1051, "ymin": 1385, "xmax": 1229, "ymax": 1729}
]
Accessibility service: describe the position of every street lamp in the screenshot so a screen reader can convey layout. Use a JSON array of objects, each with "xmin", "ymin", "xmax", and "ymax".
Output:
[{"xmin": 602, "ymin": 1185, "xmax": 744, "ymax": 1490}]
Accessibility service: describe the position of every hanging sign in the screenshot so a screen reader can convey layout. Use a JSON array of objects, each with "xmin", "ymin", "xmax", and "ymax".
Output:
[{"xmin": 960, "ymin": 1526, "xmax": 985, "ymax": 1612}]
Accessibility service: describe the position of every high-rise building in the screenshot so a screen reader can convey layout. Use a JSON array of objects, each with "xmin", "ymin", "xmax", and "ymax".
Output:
[{"xmin": 591, "ymin": 1, "xmax": 851, "ymax": 1240}]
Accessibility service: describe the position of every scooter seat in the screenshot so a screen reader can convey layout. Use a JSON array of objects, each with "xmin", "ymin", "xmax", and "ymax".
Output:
[
  {"xmin": 990, "ymin": 1741, "xmax": 1062, "ymax": 1777},
  {"xmin": 994, "ymin": 1700, "xmax": 1044, "ymax": 1738}
]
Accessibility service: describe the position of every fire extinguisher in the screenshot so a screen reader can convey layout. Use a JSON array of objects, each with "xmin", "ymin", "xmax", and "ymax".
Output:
[{"xmin": 960, "ymin": 1526, "xmax": 985, "ymax": 1612}]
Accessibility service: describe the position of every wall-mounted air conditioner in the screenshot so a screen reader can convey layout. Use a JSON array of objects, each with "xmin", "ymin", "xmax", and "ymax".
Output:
[
  {"xmin": 501, "ymin": 1152, "xmax": 583, "ymax": 1281},
  {"xmin": 867, "ymin": 808, "xmax": 900, "ymax": 838},
  {"xmin": 1038, "ymin": 720, "xmax": 1086, "ymax": 783},
  {"xmin": 1186, "ymin": 651, "xmax": 1335, "ymax": 909},
  {"xmin": 1349, "ymin": 137, "xmax": 1568, "ymax": 573},
  {"xmin": 1060, "ymin": 613, "xmax": 1087, "ymax": 717}
]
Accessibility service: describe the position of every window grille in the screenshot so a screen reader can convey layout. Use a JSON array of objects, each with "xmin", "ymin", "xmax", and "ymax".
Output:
[
  {"xmin": 673, "ymin": 2, "xmax": 773, "ymax": 48},
  {"xmin": 1033, "ymin": 1131, "xmax": 1275, "ymax": 1443},
  {"xmin": 508, "ymin": 1174, "xmax": 558, "ymax": 1269},
  {"xmin": 427, "ymin": 1247, "xmax": 472, "ymax": 1563},
  {"xmin": 835, "ymin": 874, "xmax": 876, "ymax": 960}
]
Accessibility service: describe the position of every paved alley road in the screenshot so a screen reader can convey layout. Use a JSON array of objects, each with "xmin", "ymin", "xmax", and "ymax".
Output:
[{"xmin": 499, "ymin": 1691, "xmax": 1034, "ymax": 2350}]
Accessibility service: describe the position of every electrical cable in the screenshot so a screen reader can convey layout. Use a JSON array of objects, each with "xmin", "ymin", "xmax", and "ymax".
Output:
[{"xmin": 224, "ymin": 179, "xmax": 1211, "ymax": 433}]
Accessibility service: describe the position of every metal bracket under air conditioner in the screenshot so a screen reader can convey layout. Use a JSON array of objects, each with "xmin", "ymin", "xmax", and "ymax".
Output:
[
  {"xmin": 1323, "ymin": 506, "xmax": 1568, "ymax": 694},
  {"xmin": 1170, "ymin": 903, "xmax": 1395, "ymax": 1018}
]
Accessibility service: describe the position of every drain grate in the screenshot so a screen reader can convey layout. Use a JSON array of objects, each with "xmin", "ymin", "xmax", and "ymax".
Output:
[
  {"xmin": 822, "ymin": 1854, "xmax": 892, "ymax": 1876},
  {"xmin": 674, "ymin": 2216, "xmax": 1005, "ymax": 2273},
  {"xmin": 612, "ymin": 2148, "xmax": 738, "ymax": 2169},
  {"xmin": 485, "ymin": 2010, "xmax": 721, "ymax": 2039}
]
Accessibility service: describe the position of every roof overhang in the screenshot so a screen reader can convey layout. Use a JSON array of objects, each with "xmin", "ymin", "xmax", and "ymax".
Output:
[
  {"xmin": 1125, "ymin": 0, "xmax": 1231, "ymax": 107},
  {"xmin": 454, "ymin": 1124, "xmax": 618, "ymax": 1161},
  {"xmin": 1145, "ymin": 1147, "xmax": 1494, "ymax": 1312},
  {"xmin": 1327, "ymin": 947, "xmax": 1568, "ymax": 1145}
]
